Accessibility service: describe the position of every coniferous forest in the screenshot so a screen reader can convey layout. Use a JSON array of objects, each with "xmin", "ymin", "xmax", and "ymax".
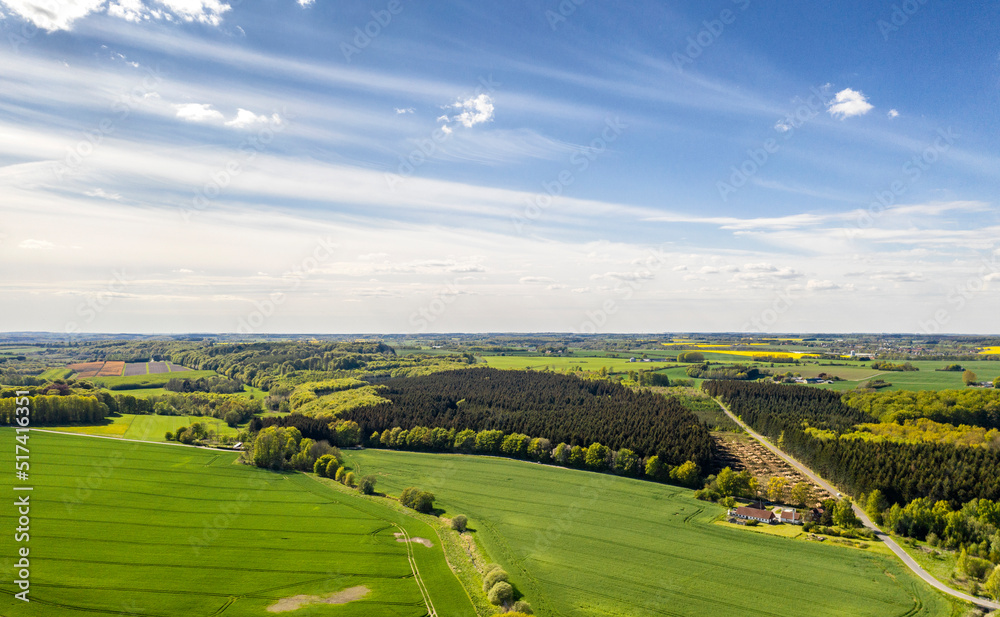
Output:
[
  {"xmin": 704, "ymin": 380, "xmax": 1000, "ymax": 506},
  {"xmin": 344, "ymin": 368, "xmax": 713, "ymax": 467}
]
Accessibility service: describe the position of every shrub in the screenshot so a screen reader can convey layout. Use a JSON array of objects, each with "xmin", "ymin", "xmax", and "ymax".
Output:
[
  {"xmin": 343, "ymin": 471, "xmax": 356, "ymax": 487},
  {"xmin": 746, "ymin": 520, "xmax": 759, "ymax": 527},
  {"xmin": 164, "ymin": 431, "xmax": 173, "ymax": 441},
  {"xmin": 325, "ymin": 458, "xmax": 339, "ymax": 478},
  {"xmin": 358, "ymin": 475, "xmax": 377, "ymax": 495},
  {"xmin": 313, "ymin": 454, "xmax": 338, "ymax": 477},
  {"xmin": 487, "ymin": 581, "xmax": 513, "ymax": 605},
  {"xmin": 483, "ymin": 563, "xmax": 503, "ymax": 576},
  {"xmin": 511, "ymin": 601, "xmax": 533, "ymax": 614},
  {"xmin": 483, "ymin": 568, "xmax": 508, "ymax": 592},
  {"xmin": 451, "ymin": 514, "xmax": 468, "ymax": 532},
  {"xmin": 334, "ymin": 466, "xmax": 346, "ymax": 482},
  {"xmin": 400, "ymin": 487, "xmax": 435, "ymax": 513}
]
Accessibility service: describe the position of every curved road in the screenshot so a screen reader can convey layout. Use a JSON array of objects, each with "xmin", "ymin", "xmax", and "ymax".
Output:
[{"xmin": 714, "ymin": 400, "xmax": 1000, "ymax": 611}]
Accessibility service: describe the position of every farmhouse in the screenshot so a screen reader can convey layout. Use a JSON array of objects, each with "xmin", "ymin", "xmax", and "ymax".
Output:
[
  {"xmin": 779, "ymin": 509, "xmax": 803, "ymax": 525},
  {"xmin": 730, "ymin": 506, "xmax": 776, "ymax": 524}
]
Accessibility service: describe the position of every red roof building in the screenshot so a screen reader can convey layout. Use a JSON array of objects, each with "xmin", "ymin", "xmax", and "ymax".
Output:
[{"xmin": 731, "ymin": 506, "xmax": 776, "ymax": 524}]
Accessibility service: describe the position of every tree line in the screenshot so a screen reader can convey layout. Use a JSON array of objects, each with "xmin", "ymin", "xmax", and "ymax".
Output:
[
  {"xmin": 342, "ymin": 368, "xmax": 713, "ymax": 467},
  {"xmin": 371, "ymin": 423, "xmax": 702, "ymax": 486}
]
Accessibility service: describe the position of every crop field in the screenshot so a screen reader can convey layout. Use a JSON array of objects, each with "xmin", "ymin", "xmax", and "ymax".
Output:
[
  {"xmin": 88, "ymin": 369, "xmax": 218, "ymax": 390},
  {"xmin": 44, "ymin": 414, "xmax": 240, "ymax": 441},
  {"xmin": 123, "ymin": 362, "xmax": 148, "ymax": 376},
  {"xmin": 480, "ymin": 355, "xmax": 669, "ymax": 374},
  {"xmin": 0, "ymin": 430, "xmax": 474, "ymax": 616},
  {"xmin": 97, "ymin": 361, "xmax": 125, "ymax": 377},
  {"xmin": 346, "ymin": 449, "xmax": 955, "ymax": 617}
]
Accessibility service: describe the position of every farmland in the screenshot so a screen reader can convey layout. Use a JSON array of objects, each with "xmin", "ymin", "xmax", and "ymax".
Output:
[
  {"xmin": 346, "ymin": 448, "xmax": 955, "ymax": 617},
  {"xmin": 44, "ymin": 413, "xmax": 240, "ymax": 441},
  {"xmin": 0, "ymin": 430, "xmax": 474, "ymax": 616}
]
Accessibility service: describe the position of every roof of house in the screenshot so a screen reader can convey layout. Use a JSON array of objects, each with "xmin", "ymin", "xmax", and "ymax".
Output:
[
  {"xmin": 780, "ymin": 510, "xmax": 802, "ymax": 521},
  {"xmin": 734, "ymin": 506, "xmax": 775, "ymax": 519}
]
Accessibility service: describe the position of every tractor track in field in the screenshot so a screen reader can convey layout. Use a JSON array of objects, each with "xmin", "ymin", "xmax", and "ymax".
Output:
[{"xmin": 299, "ymin": 473, "xmax": 438, "ymax": 617}]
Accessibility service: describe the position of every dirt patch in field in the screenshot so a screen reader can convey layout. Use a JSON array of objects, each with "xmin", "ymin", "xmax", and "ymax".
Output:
[
  {"xmin": 394, "ymin": 532, "xmax": 432, "ymax": 548},
  {"xmin": 266, "ymin": 586, "xmax": 370, "ymax": 612}
]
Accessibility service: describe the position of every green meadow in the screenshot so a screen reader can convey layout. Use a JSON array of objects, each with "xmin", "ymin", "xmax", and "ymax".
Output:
[
  {"xmin": 0, "ymin": 430, "xmax": 474, "ymax": 616},
  {"xmin": 43, "ymin": 413, "xmax": 240, "ymax": 441},
  {"xmin": 478, "ymin": 353, "xmax": 1000, "ymax": 393},
  {"xmin": 346, "ymin": 449, "xmax": 957, "ymax": 617}
]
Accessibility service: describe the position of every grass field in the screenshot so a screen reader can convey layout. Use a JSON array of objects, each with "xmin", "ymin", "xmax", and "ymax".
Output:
[
  {"xmin": 44, "ymin": 414, "xmax": 240, "ymax": 441},
  {"xmin": 345, "ymin": 449, "xmax": 956, "ymax": 617},
  {"xmin": 0, "ymin": 430, "xmax": 475, "ymax": 616}
]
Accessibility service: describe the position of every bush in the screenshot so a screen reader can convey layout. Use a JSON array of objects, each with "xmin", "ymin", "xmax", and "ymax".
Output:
[
  {"xmin": 487, "ymin": 581, "xmax": 513, "ymax": 605},
  {"xmin": 483, "ymin": 568, "xmax": 508, "ymax": 592},
  {"xmin": 400, "ymin": 487, "xmax": 435, "ymax": 513},
  {"xmin": 677, "ymin": 351, "xmax": 705, "ymax": 363},
  {"xmin": 451, "ymin": 514, "xmax": 468, "ymax": 532},
  {"xmin": 746, "ymin": 520, "xmax": 759, "ymax": 527},
  {"xmin": 334, "ymin": 466, "xmax": 346, "ymax": 482},
  {"xmin": 483, "ymin": 563, "xmax": 503, "ymax": 576},
  {"xmin": 511, "ymin": 601, "xmax": 533, "ymax": 614},
  {"xmin": 343, "ymin": 471, "xmax": 356, "ymax": 487},
  {"xmin": 325, "ymin": 458, "xmax": 339, "ymax": 478},
  {"xmin": 358, "ymin": 475, "xmax": 377, "ymax": 495},
  {"xmin": 164, "ymin": 431, "xmax": 173, "ymax": 441}
]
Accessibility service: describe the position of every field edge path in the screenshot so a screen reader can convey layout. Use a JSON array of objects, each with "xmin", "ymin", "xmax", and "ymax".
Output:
[{"xmin": 713, "ymin": 398, "xmax": 1000, "ymax": 611}]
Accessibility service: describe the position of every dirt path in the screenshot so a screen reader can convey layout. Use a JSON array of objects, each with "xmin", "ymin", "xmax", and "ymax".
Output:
[{"xmin": 714, "ymin": 399, "xmax": 1000, "ymax": 611}]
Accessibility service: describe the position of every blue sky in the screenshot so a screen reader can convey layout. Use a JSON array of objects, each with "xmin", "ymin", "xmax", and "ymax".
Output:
[{"xmin": 0, "ymin": 0, "xmax": 998, "ymax": 334}]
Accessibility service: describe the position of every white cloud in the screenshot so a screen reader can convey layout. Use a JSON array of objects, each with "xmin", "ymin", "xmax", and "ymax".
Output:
[
  {"xmin": 394, "ymin": 107, "xmax": 414, "ymax": 114},
  {"xmin": 443, "ymin": 94, "xmax": 494, "ymax": 129},
  {"xmin": 225, "ymin": 108, "xmax": 278, "ymax": 129},
  {"xmin": 827, "ymin": 88, "xmax": 874, "ymax": 119},
  {"xmin": 774, "ymin": 120, "xmax": 792, "ymax": 133},
  {"xmin": 19, "ymin": 238, "xmax": 54, "ymax": 250},
  {"xmin": 519, "ymin": 276, "xmax": 554, "ymax": 284},
  {"xmin": 174, "ymin": 103, "xmax": 224, "ymax": 122},
  {"xmin": 0, "ymin": 0, "xmax": 230, "ymax": 29},
  {"xmin": 155, "ymin": 0, "xmax": 230, "ymax": 26},
  {"xmin": 0, "ymin": 0, "xmax": 104, "ymax": 30},
  {"xmin": 84, "ymin": 188, "xmax": 121, "ymax": 200},
  {"xmin": 888, "ymin": 109, "xmax": 899, "ymax": 119},
  {"xmin": 108, "ymin": 0, "xmax": 148, "ymax": 22},
  {"xmin": 805, "ymin": 279, "xmax": 841, "ymax": 291},
  {"xmin": 297, "ymin": 0, "xmax": 313, "ymax": 6}
]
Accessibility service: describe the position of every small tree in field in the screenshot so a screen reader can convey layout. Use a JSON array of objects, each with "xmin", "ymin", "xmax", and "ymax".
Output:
[
  {"xmin": 964, "ymin": 369, "xmax": 978, "ymax": 386},
  {"xmin": 334, "ymin": 466, "xmax": 346, "ymax": 482},
  {"xmin": 451, "ymin": 515, "xmax": 468, "ymax": 532},
  {"xmin": 343, "ymin": 471, "xmax": 355, "ymax": 487},
  {"xmin": 483, "ymin": 568, "xmax": 508, "ymax": 591},
  {"xmin": 358, "ymin": 475, "xmax": 377, "ymax": 495},
  {"xmin": 487, "ymin": 581, "xmax": 513, "ymax": 605}
]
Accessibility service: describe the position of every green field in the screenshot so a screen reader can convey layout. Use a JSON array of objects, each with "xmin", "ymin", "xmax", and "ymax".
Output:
[
  {"xmin": 0, "ymin": 430, "xmax": 474, "ymax": 616},
  {"xmin": 43, "ymin": 414, "xmax": 240, "ymax": 441},
  {"xmin": 345, "ymin": 449, "xmax": 956, "ymax": 617},
  {"xmin": 479, "ymin": 354, "xmax": 1000, "ymax": 393}
]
